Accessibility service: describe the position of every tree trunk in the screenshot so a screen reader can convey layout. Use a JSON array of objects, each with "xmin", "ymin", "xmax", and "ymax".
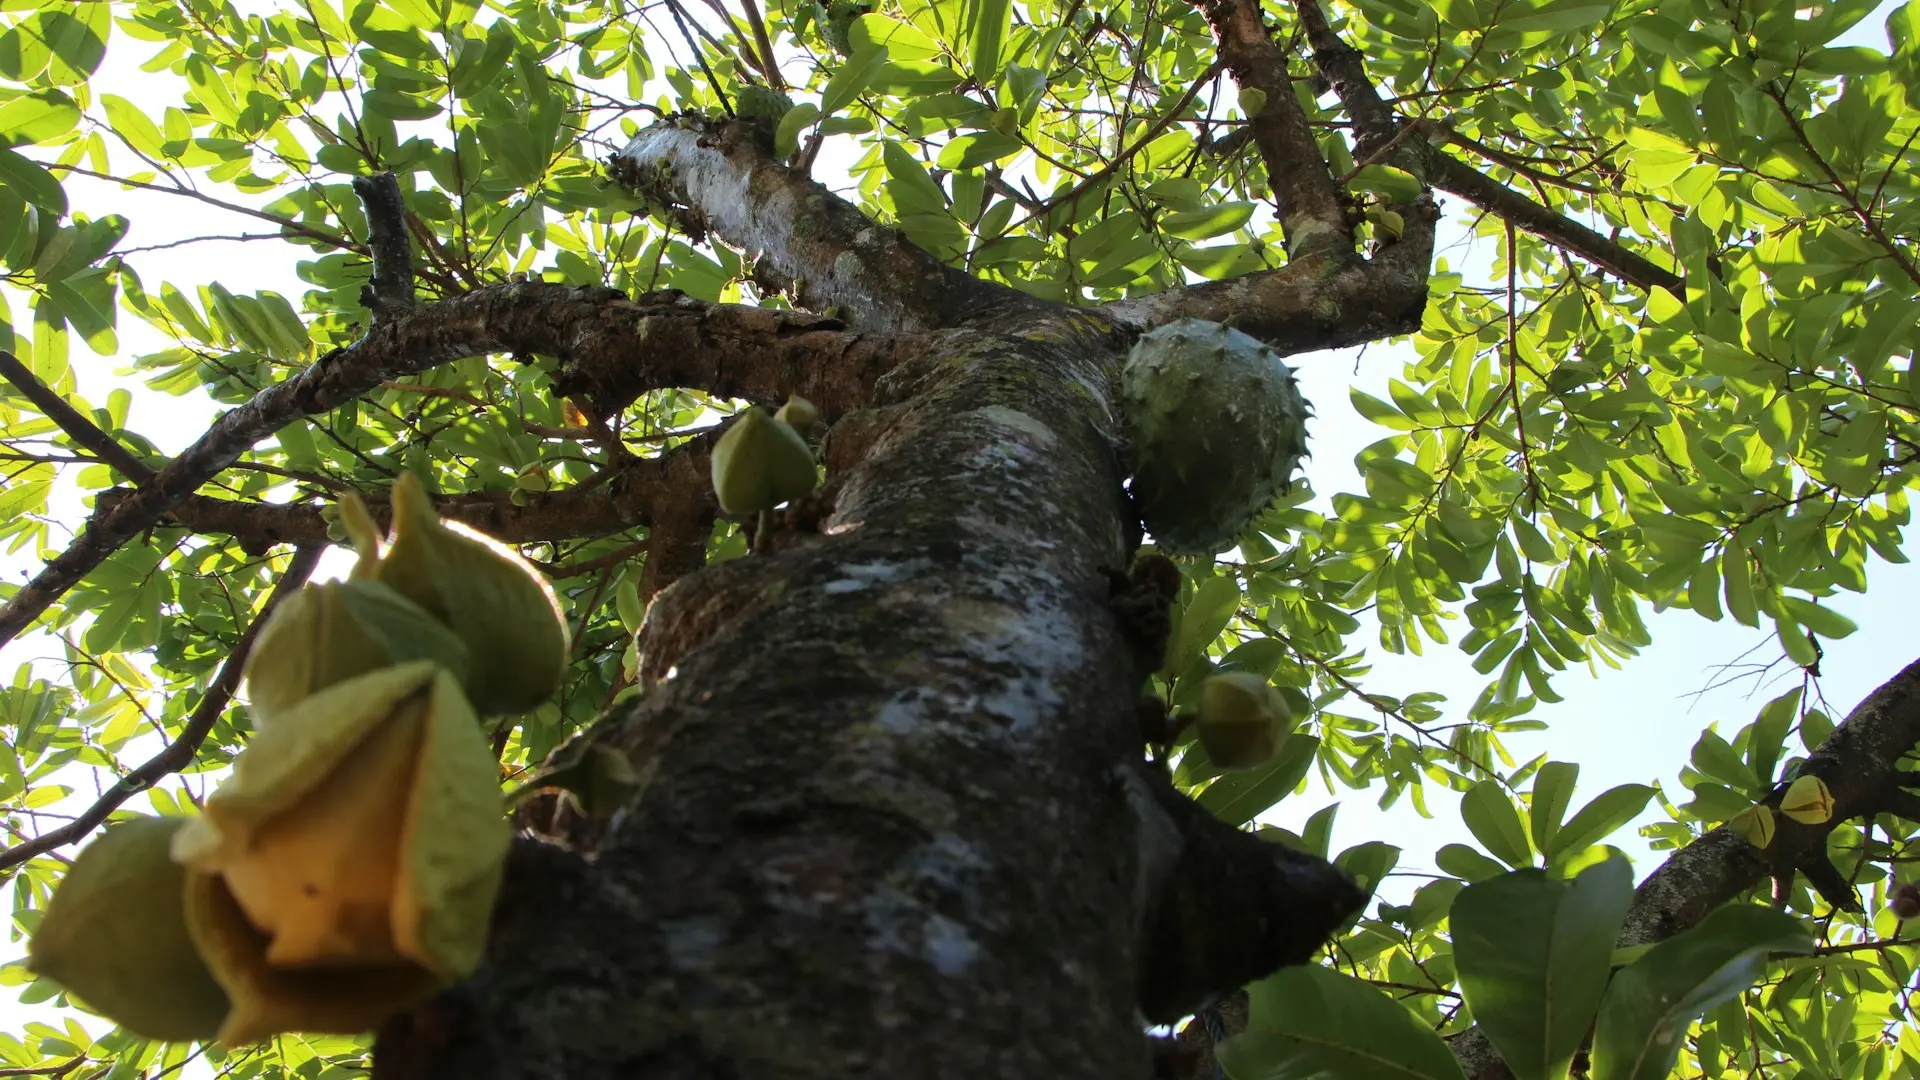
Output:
[{"xmin": 378, "ymin": 311, "xmax": 1173, "ymax": 1076}]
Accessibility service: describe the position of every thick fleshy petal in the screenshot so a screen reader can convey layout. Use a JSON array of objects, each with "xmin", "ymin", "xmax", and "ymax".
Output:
[{"xmin": 28, "ymin": 817, "xmax": 230, "ymax": 1042}]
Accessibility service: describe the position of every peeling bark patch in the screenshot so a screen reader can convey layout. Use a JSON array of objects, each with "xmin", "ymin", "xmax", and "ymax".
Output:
[
  {"xmin": 969, "ymin": 405, "xmax": 1057, "ymax": 448},
  {"xmin": 821, "ymin": 557, "xmax": 935, "ymax": 594},
  {"xmin": 922, "ymin": 915, "xmax": 979, "ymax": 976},
  {"xmin": 860, "ymin": 835, "xmax": 992, "ymax": 978},
  {"xmin": 863, "ymin": 886, "xmax": 979, "ymax": 977},
  {"xmin": 661, "ymin": 915, "xmax": 728, "ymax": 972}
]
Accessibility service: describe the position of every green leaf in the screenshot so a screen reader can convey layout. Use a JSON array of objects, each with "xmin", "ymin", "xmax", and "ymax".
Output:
[
  {"xmin": 1194, "ymin": 734, "xmax": 1319, "ymax": 825},
  {"xmin": 1462, "ymin": 779, "xmax": 1533, "ymax": 868},
  {"xmin": 1159, "ymin": 202, "xmax": 1255, "ymax": 240},
  {"xmin": 36, "ymin": 9, "xmax": 107, "ymax": 87},
  {"xmin": 773, "ymin": 102, "xmax": 819, "ymax": 159},
  {"xmin": 883, "ymin": 140, "xmax": 946, "ymax": 214},
  {"xmin": 1745, "ymin": 689, "xmax": 1800, "ymax": 786},
  {"xmin": 935, "ymin": 132, "xmax": 1021, "ymax": 170},
  {"xmin": 1501, "ymin": 0, "xmax": 1611, "ymax": 33},
  {"xmin": 1453, "ymin": 858, "xmax": 1635, "ymax": 1080},
  {"xmin": 1547, "ymin": 785, "xmax": 1654, "ymax": 863},
  {"xmin": 821, "ymin": 45, "xmax": 889, "ymax": 117},
  {"xmin": 1591, "ymin": 905, "xmax": 1814, "ymax": 1080},
  {"xmin": 101, "ymin": 96, "xmax": 165, "ymax": 159},
  {"xmin": 1164, "ymin": 574, "xmax": 1239, "ymax": 676},
  {"xmin": 1529, "ymin": 761, "xmax": 1579, "ymax": 855},
  {"xmin": 0, "ymin": 92, "xmax": 80, "ymax": 149},
  {"xmin": 1220, "ymin": 965, "xmax": 1466, "ymax": 1080},
  {"xmin": 1437, "ymin": 843, "xmax": 1512, "ymax": 882},
  {"xmin": 1778, "ymin": 596, "xmax": 1857, "ymax": 640},
  {"xmin": 967, "ymin": 0, "xmax": 1010, "ymax": 83},
  {"xmin": 849, "ymin": 14, "xmax": 943, "ymax": 60},
  {"xmin": 1346, "ymin": 165, "xmax": 1423, "ymax": 202},
  {"xmin": 0, "ymin": 148, "xmax": 63, "ymax": 216}
]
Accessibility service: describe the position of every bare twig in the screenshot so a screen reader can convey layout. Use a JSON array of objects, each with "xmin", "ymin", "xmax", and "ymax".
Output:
[{"xmin": 738, "ymin": 0, "xmax": 786, "ymax": 91}]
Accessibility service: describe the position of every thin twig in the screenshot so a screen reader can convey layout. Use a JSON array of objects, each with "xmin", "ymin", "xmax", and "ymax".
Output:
[
  {"xmin": 0, "ymin": 351, "xmax": 155, "ymax": 481},
  {"xmin": 0, "ymin": 545, "xmax": 323, "ymax": 873},
  {"xmin": 738, "ymin": 0, "xmax": 786, "ymax": 91},
  {"xmin": 48, "ymin": 164, "xmax": 359, "ymax": 252}
]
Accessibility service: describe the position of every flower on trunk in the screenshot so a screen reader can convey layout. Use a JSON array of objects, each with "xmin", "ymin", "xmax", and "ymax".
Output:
[{"xmin": 171, "ymin": 662, "xmax": 510, "ymax": 1045}]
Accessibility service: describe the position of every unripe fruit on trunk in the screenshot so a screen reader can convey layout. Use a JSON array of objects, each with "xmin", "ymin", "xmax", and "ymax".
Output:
[
  {"xmin": 1194, "ymin": 671, "xmax": 1295, "ymax": 771},
  {"xmin": 711, "ymin": 406, "xmax": 819, "ymax": 514},
  {"xmin": 1121, "ymin": 319, "xmax": 1311, "ymax": 554}
]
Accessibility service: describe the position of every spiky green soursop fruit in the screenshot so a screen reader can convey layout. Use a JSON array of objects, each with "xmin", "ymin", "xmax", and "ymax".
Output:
[
  {"xmin": 1120, "ymin": 319, "xmax": 1312, "ymax": 554},
  {"xmin": 824, "ymin": 0, "xmax": 867, "ymax": 55},
  {"xmin": 735, "ymin": 85, "xmax": 793, "ymax": 122}
]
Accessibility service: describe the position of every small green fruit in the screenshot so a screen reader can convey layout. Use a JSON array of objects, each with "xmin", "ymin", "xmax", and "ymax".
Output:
[
  {"xmin": 711, "ymin": 407, "xmax": 819, "ymax": 514},
  {"xmin": 244, "ymin": 579, "xmax": 470, "ymax": 724},
  {"xmin": 736, "ymin": 84, "xmax": 795, "ymax": 122},
  {"xmin": 28, "ymin": 816, "xmax": 231, "ymax": 1042},
  {"xmin": 1194, "ymin": 672, "xmax": 1293, "ymax": 771},
  {"xmin": 1237, "ymin": 87, "xmax": 1267, "ymax": 117},
  {"xmin": 373, "ymin": 474, "xmax": 570, "ymax": 715},
  {"xmin": 774, "ymin": 394, "xmax": 821, "ymax": 434},
  {"xmin": 1779, "ymin": 774, "xmax": 1833, "ymax": 825},
  {"xmin": 1728, "ymin": 803, "xmax": 1775, "ymax": 849},
  {"xmin": 1367, "ymin": 207, "xmax": 1405, "ymax": 240}
]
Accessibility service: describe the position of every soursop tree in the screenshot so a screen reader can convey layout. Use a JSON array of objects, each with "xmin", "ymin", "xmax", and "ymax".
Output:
[{"xmin": 0, "ymin": 0, "xmax": 1917, "ymax": 1078}]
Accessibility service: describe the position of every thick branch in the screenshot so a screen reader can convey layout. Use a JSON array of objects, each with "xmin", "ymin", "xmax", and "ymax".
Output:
[
  {"xmin": 1196, "ymin": 0, "xmax": 1351, "ymax": 257},
  {"xmin": 1424, "ymin": 151, "xmax": 1683, "ymax": 293},
  {"xmin": 549, "ymin": 294, "xmax": 910, "ymax": 420},
  {"xmin": 96, "ymin": 437, "xmax": 717, "ymax": 553},
  {"xmin": 1290, "ymin": 0, "xmax": 1399, "ymax": 151},
  {"xmin": 352, "ymin": 171, "xmax": 417, "ymax": 322},
  {"xmin": 1282, "ymin": 1, "xmax": 1683, "ymax": 293},
  {"xmin": 1453, "ymin": 656, "xmax": 1920, "ymax": 1080},
  {"xmin": 1097, "ymin": 244, "xmax": 1430, "ymax": 355},
  {"xmin": 0, "ymin": 351, "xmax": 155, "ymax": 481},
  {"xmin": 0, "ymin": 544, "xmax": 322, "ymax": 872},
  {"xmin": 611, "ymin": 119, "xmax": 1036, "ymax": 332},
  {"xmin": 0, "ymin": 284, "xmax": 884, "ymax": 650},
  {"xmin": 1125, "ymin": 764, "xmax": 1366, "ymax": 1024}
]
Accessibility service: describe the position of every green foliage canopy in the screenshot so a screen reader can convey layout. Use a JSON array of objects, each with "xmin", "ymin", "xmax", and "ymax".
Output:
[{"xmin": 0, "ymin": 0, "xmax": 1914, "ymax": 1074}]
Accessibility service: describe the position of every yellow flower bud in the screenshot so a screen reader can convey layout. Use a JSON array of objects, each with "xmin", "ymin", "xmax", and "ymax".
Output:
[
  {"xmin": 1194, "ymin": 672, "xmax": 1294, "ymax": 771},
  {"xmin": 173, "ymin": 662, "xmax": 510, "ymax": 1043},
  {"xmin": 711, "ymin": 407, "xmax": 818, "ymax": 515},
  {"xmin": 182, "ymin": 871, "xmax": 441, "ymax": 1046},
  {"xmin": 1728, "ymin": 803, "xmax": 1776, "ymax": 849},
  {"xmin": 243, "ymin": 580, "xmax": 469, "ymax": 723},
  {"xmin": 774, "ymin": 394, "xmax": 820, "ymax": 435},
  {"xmin": 1779, "ymin": 774, "xmax": 1834, "ymax": 825},
  {"xmin": 28, "ymin": 817, "xmax": 230, "ymax": 1042},
  {"xmin": 373, "ymin": 473, "xmax": 570, "ymax": 715},
  {"xmin": 335, "ymin": 490, "xmax": 384, "ymax": 579}
]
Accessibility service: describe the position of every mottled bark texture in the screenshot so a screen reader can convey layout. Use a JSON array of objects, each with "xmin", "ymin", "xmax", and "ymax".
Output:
[
  {"xmin": 371, "ymin": 287, "xmax": 1367, "ymax": 1076},
  {"xmin": 612, "ymin": 120, "xmax": 1043, "ymax": 334},
  {"xmin": 1452, "ymin": 656, "xmax": 1920, "ymax": 1080}
]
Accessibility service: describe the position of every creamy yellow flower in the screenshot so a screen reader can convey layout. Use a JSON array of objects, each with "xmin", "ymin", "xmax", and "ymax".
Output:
[{"xmin": 172, "ymin": 662, "xmax": 509, "ymax": 1044}]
